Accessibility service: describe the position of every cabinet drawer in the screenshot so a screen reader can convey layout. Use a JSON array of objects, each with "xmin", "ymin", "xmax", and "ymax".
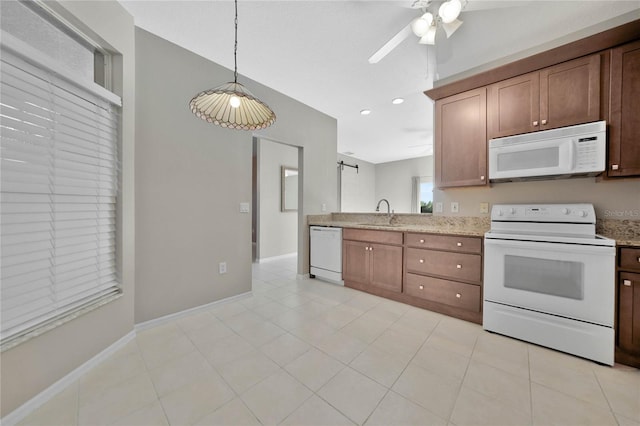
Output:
[
  {"xmin": 620, "ymin": 248, "xmax": 640, "ymax": 272},
  {"xmin": 405, "ymin": 233, "xmax": 482, "ymax": 253},
  {"xmin": 343, "ymin": 228, "xmax": 403, "ymax": 245},
  {"xmin": 406, "ymin": 248, "xmax": 482, "ymax": 283},
  {"xmin": 405, "ymin": 273, "xmax": 480, "ymax": 312}
]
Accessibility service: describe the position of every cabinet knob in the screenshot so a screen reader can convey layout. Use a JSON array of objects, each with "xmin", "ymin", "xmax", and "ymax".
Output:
[
  {"xmin": 541, "ymin": 119, "xmax": 547, "ymax": 125},
  {"xmin": 419, "ymin": 259, "xmax": 424, "ymax": 263},
  {"xmin": 611, "ymin": 164, "xmax": 619, "ymax": 170},
  {"xmin": 365, "ymin": 247, "xmax": 369, "ymax": 251},
  {"xmin": 419, "ymin": 285, "xmax": 424, "ymax": 290},
  {"xmin": 623, "ymin": 280, "xmax": 632, "ymax": 286},
  {"xmin": 456, "ymin": 293, "xmax": 461, "ymax": 298},
  {"xmin": 456, "ymin": 242, "xmax": 463, "ymax": 247},
  {"xmin": 419, "ymin": 239, "xmax": 425, "ymax": 243},
  {"xmin": 480, "ymin": 175, "xmax": 485, "ymax": 180},
  {"xmin": 533, "ymin": 121, "xmax": 539, "ymax": 126},
  {"xmin": 456, "ymin": 264, "xmax": 462, "ymax": 269},
  {"xmin": 637, "ymin": 257, "xmax": 640, "ymax": 263},
  {"xmin": 369, "ymin": 246, "xmax": 373, "ymax": 251}
]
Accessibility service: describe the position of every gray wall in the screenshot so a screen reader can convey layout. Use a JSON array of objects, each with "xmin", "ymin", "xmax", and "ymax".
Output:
[
  {"xmin": 376, "ymin": 156, "xmax": 434, "ymax": 213},
  {"xmin": 135, "ymin": 29, "xmax": 337, "ymax": 323},
  {"xmin": 338, "ymin": 153, "xmax": 376, "ymax": 213},
  {"xmin": 434, "ymin": 177, "xmax": 640, "ymax": 218},
  {"xmin": 1, "ymin": 0, "xmax": 136, "ymax": 417},
  {"xmin": 258, "ymin": 139, "xmax": 298, "ymax": 259}
]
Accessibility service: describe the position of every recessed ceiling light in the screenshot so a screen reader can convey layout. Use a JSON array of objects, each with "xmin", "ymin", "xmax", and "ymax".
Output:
[
  {"xmin": 392, "ymin": 98, "xmax": 404, "ymax": 105},
  {"xmin": 360, "ymin": 109, "xmax": 371, "ymax": 115}
]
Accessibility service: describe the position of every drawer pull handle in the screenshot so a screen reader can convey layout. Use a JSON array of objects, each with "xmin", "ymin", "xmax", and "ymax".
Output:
[
  {"xmin": 623, "ymin": 280, "xmax": 632, "ymax": 286},
  {"xmin": 637, "ymin": 257, "xmax": 640, "ymax": 263},
  {"xmin": 456, "ymin": 293, "xmax": 461, "ymax": 298},
  {"xmin": 419, "ymin": 239, "xmax": 425, "ymax": 243},
  {"xmin": 419, "ymin": 285, "xmax": 424, "ymax": 290},
  {"xmin": 611, "ymin": 164, "xmax": 619, "ymax": 170},
  {"xmin": 456, "ymin": 242, "xmax": 462, "ymax": 247},
  {"xmin": 533, "ymin": 121, "xmax": 539, "ymax": 126},
  {"xmin": 456, "ymin": 264, "xmax": 462, "ymax": 269},
  {"xmin": 541, "ymin": 119, "xmax": 547, "ymax": 125},
  {"xmin": 419, "ymin": 259, "xmax": 424, "ymax": 263}
]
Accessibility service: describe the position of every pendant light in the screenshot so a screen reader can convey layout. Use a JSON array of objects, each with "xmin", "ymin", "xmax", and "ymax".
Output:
[{"xmin": 189, "ymin": 0, "xmax": 276, "ymax": 130}]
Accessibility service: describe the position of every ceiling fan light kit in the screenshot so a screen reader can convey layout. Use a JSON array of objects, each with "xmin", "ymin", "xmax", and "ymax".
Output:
[
  {"xmin": 369, "ymin": 0, "xmax": 466, "ymax": 63},
  {"xmin": 189, "ymin": 0, "xmax": 276, "ymax": 130},
  {"xmin": 438, "ymin": 0, "xmax": 462, "ymax": 24}
]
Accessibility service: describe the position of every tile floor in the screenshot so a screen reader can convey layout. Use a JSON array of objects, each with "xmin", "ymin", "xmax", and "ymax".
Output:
[{"xmin": 18, "ymin": 256, "xmax": 640, "ymax": 426}]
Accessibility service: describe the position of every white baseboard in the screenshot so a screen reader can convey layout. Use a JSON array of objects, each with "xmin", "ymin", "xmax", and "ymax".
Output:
[
  {"xmin": 1, "ymin": 331, "xmax": 136, "ymax": 426},
  {"xmin": 2, "ymin": 291, "xmax": 253, "ymax": 425},
  {"xmin": 257, "ymin": 252, "xmax": 297, "ymax": 263},
  {"xmin": 135, "ymin": 291, "xmax": 252, "ymax": 332}
]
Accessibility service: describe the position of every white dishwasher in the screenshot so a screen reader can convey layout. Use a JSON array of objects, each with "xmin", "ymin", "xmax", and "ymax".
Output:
[{"xmin": 310, "ymin": 226, "xmax": 343, "ymax": 285}]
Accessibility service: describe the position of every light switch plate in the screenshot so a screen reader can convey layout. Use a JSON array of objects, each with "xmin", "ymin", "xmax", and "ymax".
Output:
[
  {"xmin": 321, "ymin": 203, "xmax": 327, "ymax": 212},
  {"xmin": 451, "ymin": 202, "xmax": 459, "ymax": 213},
  {"xmin": 480, "ymin": 202, "xmax": 489, "ymax": 214},
  {"xmin": 219, "ymin": 262, "xmax": 227, "ymax": 274},
  {"xmin": 240, "ymin": 202, "xmax": 250, "ymax": 213},
  {"xmin": 435, "ymin": 202, "xmax": 443, "ymax": 213}
]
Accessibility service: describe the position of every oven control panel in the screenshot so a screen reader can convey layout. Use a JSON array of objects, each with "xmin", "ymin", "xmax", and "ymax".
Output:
[{"xmin": 492, "ymin": 204, "xmax": 596, "ymax": 223}]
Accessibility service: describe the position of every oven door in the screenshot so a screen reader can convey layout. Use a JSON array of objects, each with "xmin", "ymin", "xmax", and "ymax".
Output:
[{"xmin": 484, "ymin": 238, "xmax": 615, "ymax": 327}]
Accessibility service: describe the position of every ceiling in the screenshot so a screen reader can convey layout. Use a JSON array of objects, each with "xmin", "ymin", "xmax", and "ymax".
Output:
[{"xmin": 120, "ymin": 1, "xmax": 640, "ymax": 164}]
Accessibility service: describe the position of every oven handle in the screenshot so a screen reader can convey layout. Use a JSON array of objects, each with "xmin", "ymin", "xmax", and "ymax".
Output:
[{"xmin": 484, "ymin": 238, "xmax": 615, "ymax": 255}]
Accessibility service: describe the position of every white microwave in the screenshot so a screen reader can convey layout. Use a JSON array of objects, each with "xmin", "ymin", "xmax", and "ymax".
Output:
[{"xmin": 488, "ymin": 121, "xmax": 606, "ymax": 182}]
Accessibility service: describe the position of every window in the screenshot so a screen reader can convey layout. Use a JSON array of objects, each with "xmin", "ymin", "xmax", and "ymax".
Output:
[
  {"xmin": 419, "ymin": 179, "xmax": 434, "ymax": 213},
  {"xmin": 412, "ymin": 176, "xmax": 433, "ymax": 214},
  {"xmin": 0, "ymin": 3, "xmax": 121, "ymax": 347}
]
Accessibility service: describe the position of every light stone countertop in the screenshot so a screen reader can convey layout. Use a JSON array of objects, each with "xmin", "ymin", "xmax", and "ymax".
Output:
[
  {"xmin": 308, "ymin": 214, "xmax": 640, "ymax": 246},
  {"xmin": 308, "ymin": 213, "xmax": 489, "ymax": 238}
]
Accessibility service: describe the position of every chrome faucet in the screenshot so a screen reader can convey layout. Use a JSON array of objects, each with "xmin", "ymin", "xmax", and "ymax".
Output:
[{"xmin": 376, "ymin": 198, "xmax": 391, "ymax": 217}]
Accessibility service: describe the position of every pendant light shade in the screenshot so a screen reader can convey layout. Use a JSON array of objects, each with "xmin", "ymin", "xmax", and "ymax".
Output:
[
  {"xmin": 189, "ymin": 0, "xmax": 276, "ymax": 130},
  {"xmin": 190, "ymin": 82, "xmax": 276, "ymax": 130}
]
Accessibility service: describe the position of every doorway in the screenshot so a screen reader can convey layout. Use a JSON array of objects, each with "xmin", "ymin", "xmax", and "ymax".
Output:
[{"xmin": 252, "ymin": 137, "xmax": 302, "ymax": 263}]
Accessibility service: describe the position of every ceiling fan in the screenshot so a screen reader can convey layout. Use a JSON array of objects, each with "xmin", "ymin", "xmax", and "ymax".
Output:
[{"xmin": 368, "ymin": 0, "xmax": 466, "ymax": 64}]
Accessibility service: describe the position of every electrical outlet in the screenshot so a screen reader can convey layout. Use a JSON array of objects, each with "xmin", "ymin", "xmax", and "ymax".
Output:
[
  {"xmin": 239, "ymin": 203, "xmax": 250, "ymax": 213},
  {"xmin": 451, "ymin": 202, "xmax": 459, "ymax": 213},
  {"xmin": 219, "ymin": 262, "xmax": 227, "ymax": 274},
  {"xmin": 480, "ymin": 202, "xmax": 489, "ymax": 214},
  {"xmin": 321, "ymin": 203, "xmax": 327, "ymax": 212},
  {"xmin": 435, "ymin": 202, "xmax": 443, "ymax": 213}
]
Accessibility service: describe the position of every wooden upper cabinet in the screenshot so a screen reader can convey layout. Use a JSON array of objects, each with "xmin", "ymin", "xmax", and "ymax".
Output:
[
  {"xmin": 487, "ymin": 54, "xmax": 601, "ymax": 140},
  {"xmin": 487, "ymin": 72, "xmax": 539, "ymax": 139},
  {"xmin": 609, "ymin": 40, "xmax": 640, "ymax": 177},
  {"xmin": 540, "ymin": 54, "xmax": 601, "ymax": 130},
  {"xmin": 435, "ymin": 87, "xmax": 487, "ymax": 188}
]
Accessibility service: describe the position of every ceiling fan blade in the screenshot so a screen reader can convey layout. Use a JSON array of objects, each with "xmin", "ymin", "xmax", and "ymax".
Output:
[{"xmin": 368, "ymin": 24, "xmax": 413, "ymax": 64}]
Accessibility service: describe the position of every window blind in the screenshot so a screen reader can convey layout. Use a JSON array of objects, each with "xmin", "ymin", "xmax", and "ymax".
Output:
[{"xmin": 0, "ymin": 49, "xmax": 121, "ymax": 345}]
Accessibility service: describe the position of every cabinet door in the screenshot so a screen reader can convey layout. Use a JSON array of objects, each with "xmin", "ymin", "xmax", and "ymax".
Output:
[
  {"xmin": 539, "ymin": 54, "xmax": 601, "ymax": 130},
  {"xmin": 342, "ymin": 240, "xmax": 370, "ymax": 284},
  {"xmin": 618, "ymin": 272, "xmax": 640, "ymax": 354},
  {"xmin": 435, "ymin": 87, "xmax": 487, "ymax": 188},
  {"xmin": 369, "ymin": 244, "xmax": 403, "ymax": 293},
  {"xmin": 487, "ymin": 72, "xmax": 540, "ymax": 139},
  {"xmin": 609, "ymin": 40, "xmax": 640, "ymax": 177}
]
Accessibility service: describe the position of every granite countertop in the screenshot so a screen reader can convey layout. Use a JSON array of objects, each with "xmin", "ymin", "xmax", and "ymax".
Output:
[
  {"xmin": 308, "ymin": 214, "xmax": 640, "ymax": 246},
  {"xmin": 308, "ymin": 213, "xmax": 489, "ymax": 238}
]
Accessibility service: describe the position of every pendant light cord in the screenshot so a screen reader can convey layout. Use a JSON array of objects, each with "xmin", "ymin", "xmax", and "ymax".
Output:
[{"xmin": 233, "ymin": 0, "xmax": 238, "ymax": 83}]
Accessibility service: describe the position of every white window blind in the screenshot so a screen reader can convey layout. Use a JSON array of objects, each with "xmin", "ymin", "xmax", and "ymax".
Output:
[{"xmin": 0, "ymin": 48, "xmax": 121, "ymax": 345}]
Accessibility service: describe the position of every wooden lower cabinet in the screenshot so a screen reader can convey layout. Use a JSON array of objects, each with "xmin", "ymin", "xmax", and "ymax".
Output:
[
  {"xmin": 342, "ymin": 228, "xmax": 484, "ymax": 324},
  {"xmin": 616, "ymin": 246, "xmax": 640, "ymax": 367},
  {"xmin": 342, "ymin": 230, "xmax": 403, "ymax": 293},
  {"xmin": 405, "ymin": 273, "xmax": 480, "ymax": 312},
  {"xmin": 403, "ymin": 232, "xmax": 483, "ymax": 324}
]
